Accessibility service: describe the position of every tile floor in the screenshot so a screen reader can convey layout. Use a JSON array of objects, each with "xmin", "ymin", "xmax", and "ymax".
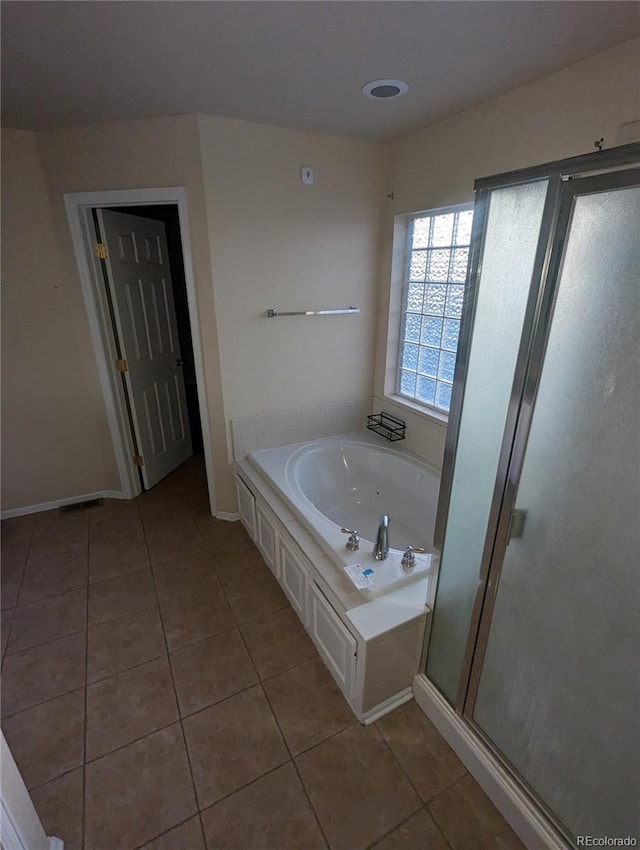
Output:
[{"xmin": 1, "ymin": 456, "xmax": 525, "ymax": 850}]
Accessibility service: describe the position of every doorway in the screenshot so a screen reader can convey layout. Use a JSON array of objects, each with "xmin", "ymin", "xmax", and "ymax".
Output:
[
  {"xmin": 103, "ymin": 205, "xmax": 203, "ymax": 456},
  {"xmin": 64, "ymin": 187, "xmax": 217, "ymax": 513},
  {"xmin": 96, "ymin": 205, "xmax": 204, "ymax": 491}
]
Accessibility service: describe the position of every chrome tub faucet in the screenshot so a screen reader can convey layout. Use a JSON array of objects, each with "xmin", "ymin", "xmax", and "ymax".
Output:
[{"xmin": 373, "ymin": 515, "xmax": 390, "ymax": 561}]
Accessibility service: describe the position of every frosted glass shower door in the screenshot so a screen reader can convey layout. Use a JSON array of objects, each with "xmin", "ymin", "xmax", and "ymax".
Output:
[
  {"xmin": 472, "ymin": 177, "xmax": 640, "ymax": 839},
  {"xmin": 425, "ymin": 180, "xmax": 549, "ymax": 703}
]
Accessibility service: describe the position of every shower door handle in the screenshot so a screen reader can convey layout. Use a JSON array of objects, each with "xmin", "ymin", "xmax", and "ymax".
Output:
[
  {"xmin": 176, "ymin": 358, "xmax": 183, "ymax": 367},
  {"xmin": 507, "ymin": 508, "xmax": 527, "ymax": 542}
]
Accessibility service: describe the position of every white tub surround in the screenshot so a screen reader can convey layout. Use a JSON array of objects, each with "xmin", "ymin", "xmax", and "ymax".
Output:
[
  {"xmin": 373, "ymin": 395, "xmax": 448, "ymax": 468},
  {"xmin": 230, "ymin": 397, "xmax": 373, "ymax": 462},
  {"xmin": 235, "ymin": 431, "xmax": 441, "ymax": 723}
]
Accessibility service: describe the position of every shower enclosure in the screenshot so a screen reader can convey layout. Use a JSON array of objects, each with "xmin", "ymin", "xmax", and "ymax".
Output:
[{"xmin": 425, "ymin": 144, "xmax": 639, "ymax": 844}]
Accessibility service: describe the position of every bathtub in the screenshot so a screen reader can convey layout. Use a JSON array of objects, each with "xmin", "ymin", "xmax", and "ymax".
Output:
[{"xmin": 247, "ymin": 431, "xmax": 441, "ymax": 596}]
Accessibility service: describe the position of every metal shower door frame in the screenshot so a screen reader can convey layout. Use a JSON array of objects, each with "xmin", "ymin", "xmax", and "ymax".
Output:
[
  {"xmin": 429, "ymin": 143, "xmax": 640, "ymax": 715},
  {"xmin": 463, "ymin": 164, "xmax": 640, "ymax": 718}
]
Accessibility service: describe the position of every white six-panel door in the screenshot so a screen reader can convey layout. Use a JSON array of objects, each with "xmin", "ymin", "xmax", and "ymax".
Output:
[{"xmin": 97, "ymin": 209, "xmax": 193, "ymax": 489}]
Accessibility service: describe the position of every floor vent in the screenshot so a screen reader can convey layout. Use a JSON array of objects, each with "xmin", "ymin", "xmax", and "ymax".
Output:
[{"xmin": 59, "ymin": 498, "xmax": 104, "ymax": 514}]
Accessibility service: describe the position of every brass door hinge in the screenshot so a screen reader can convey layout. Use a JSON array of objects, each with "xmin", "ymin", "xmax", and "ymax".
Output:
[
  {"xmin": 95, "ymin": 242, "xmax": 108, "ymax": 259},
  {"xmin": 116, "ymin": 358, "xmax": 128, "ymax": 373},
  {"xmin": 133, "ymin": 455, "xmax": 144, "ymax": 467}
]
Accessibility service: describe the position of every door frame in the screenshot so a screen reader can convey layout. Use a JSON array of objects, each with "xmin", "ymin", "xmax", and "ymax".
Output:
[{"xmin": 64, "ymin": 187, "xmax": 217, "ymax": 513}]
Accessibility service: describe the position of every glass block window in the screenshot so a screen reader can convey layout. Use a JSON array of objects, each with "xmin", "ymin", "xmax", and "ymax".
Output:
[{"xmin": 398, "ymin": 207, "xmax": 473, "ymax": 413}]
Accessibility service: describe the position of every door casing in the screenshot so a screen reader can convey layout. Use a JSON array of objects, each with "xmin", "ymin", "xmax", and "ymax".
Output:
[{"xmin": 64, "ymin": 187, "xmax": 217, "ymax": 514}]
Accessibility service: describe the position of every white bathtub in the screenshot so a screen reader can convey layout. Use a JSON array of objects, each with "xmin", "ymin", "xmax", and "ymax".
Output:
[{"xmin": 248, "ymin": 431, "xmax": 441, "ymax": 595}]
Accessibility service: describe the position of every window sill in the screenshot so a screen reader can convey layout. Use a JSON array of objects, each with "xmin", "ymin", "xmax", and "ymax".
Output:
[{"xmin": 383, "ymin": 394, "xmax": 449, "ymax": 428}]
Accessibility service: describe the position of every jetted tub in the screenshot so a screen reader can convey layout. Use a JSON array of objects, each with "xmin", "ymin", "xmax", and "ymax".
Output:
[{"xmin": 248, "ymin": 431, "xmax": 441, "ymax": 595}]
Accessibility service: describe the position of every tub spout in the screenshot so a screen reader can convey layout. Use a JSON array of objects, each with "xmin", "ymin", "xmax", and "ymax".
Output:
[{"xmin": 373, "ymin": 515, "xmax": 390, "ymax": 561}]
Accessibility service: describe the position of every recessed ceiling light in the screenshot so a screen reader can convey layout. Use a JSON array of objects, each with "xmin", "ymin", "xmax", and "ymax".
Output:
[{"xmin": 361, "ymin": 79, "xmax": 409, "ymax": 100}]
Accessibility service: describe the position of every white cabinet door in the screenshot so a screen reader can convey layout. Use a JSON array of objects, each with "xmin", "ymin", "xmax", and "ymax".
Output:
[
  {"xmin": 279, "ymin": 537, "xmax": 309, "ymax": 626},
  {"xmin": 309, "ymin": 583, "xmax": 357, "ymax": 699},
  {"xmin": 235, "ymin": 475, "xmax": 256, "ymax": 540},
  {"xmin": 255, "ymin": 501, "xmax": 279, "ymax": 578}
]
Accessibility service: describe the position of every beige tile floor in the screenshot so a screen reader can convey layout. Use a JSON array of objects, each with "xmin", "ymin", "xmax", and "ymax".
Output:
[{"xmin": 1, "ymin": 456, "xmax": 525, "ymax": 850}]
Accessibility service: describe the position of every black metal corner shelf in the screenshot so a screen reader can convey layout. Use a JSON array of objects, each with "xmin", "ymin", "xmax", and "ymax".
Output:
[{"xmin": 367, "ymin": 412, "xmax": 406, "ymax": 442}]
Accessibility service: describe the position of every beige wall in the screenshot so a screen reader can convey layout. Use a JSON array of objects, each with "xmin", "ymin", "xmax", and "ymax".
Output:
[
  {"xmin": 1, "ymin": 129, "xmax": 120, "ymax": 510},
  {"xmin": 3, "ymin": 39, "xmax": 637, "ymax": 514},
  {"xmin": 374, "ymin": 38, "xmax": 640, "ymax": 466},
  {"xmin": 2, "ymin": 114, "xmax": 385, "ymax": 514},
  {"xmin": 29, "ymin": 115, "xmax": 233, "ymax": 511},
  {"xmin": 386, "ymin": 38, "xmax": 640, "ymax": 214},
  {"xmin": 198, "ymin": 115, "xmax": 386, "ymax": 438}
]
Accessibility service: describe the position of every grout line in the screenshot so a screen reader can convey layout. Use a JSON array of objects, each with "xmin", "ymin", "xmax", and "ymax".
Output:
[
  {"xmin": 428, "ymin": 770, "xmax": 469, "ymax": 802},
  {"xmin": 13, "ymin": 577, "xmax": 91, "ymax": 609},
  {"xmin": 1, "ymin": 667, "xmax": 86, "ymax": 721},
  {"xmin": 0, "ymin": 607, "xmax": 15, "ymax": 671},
  {"xmin": 82, "ymin": 717, "xmax": 182, "ymax": 769},
  {"xmin": 198, "ymin": 812, "xmax": 208, "ymax": 850},
  {"xmin": 361, "ymin": 807, "xmax": 422, "ymax": 850},
  {"xmin": 375, "ymin": 722, "xmax": 427, "ymax": 804},
  {"xmin": 143, "ymin": 502, "xmax": 203, "ymax": 820},
  {"xmin": 1, "ymin": 684, "xmax": 86, "ymax": 724},
  {"xmin": 5, "ymin": 462, "xmax": 413, "ymax": 849},
  {"xmin": 87, "ymin": 598, "xmax": 158, "ymax": 632},
  {"xmin": 2, "ymin": 520, "xmax": 37, "ymax": 665},
  {"xmin": 255, "ymin": 649, "xmax": 320, "ymax": 685},
  {"xmin": 279, "ymin": 715, "xmax": 358, "ymax": 760},
  {"xmin": 196, "ymin": 542, "xmax": 332, "ymax": 843},
  {"xmin": 423, "ymin": 805, "xmax": 456, "ymax": 850},
  {"xmin": 422, "ymin": 768, "xmax": 469, "ymax": 805},
  {"xmin": 87, "ymin": 561, "xmax": 150, "ymax": 586},
  {"xmin": 86, "ymin": 646, "xmax": 167, "ymax": 687},
  {"xmin": 87, "ymin": 563, "xmax": 152, "ymax": 590},
  {"xmin": 289, "ymin": 758, "xmax": 331, "ymax": 849},
  {"xmin": 26, "ymin": 762, "xmax": 85, "ymax": 796},
  {"xmin": 162, "ymin": 621, "xmax": 240, "ymax": 660},
  {"xmin": 5, "ymin": 593, "xmax": 89, "ymax": 658},
  {"xmin": 128, "ymin": 813, "xmax": 201, "ymax": 850},
  {"xmin": 230, "ymin": 556, "xmax": 333, "ymax": 849},
  {"xmin": 176, "ymin": 677, "xmax": 259, "ymax": 723},
  {"xmin": 360, "ymin": 803, "xmax": 455, "ymax": 850},
  {"xmin": 88, "ymin": 533, "xmax": 147, "ymax": 555},
  {"xmin": 196, "ymin": 758, "xmax": 296, "ymax": 816},
  {"xmin": 373, "ymin": 723, "xmax": 458, "ymax": 849},
  {"xmin": 24, "ymin": 543, "xmax": 90, "ymax": 571}
]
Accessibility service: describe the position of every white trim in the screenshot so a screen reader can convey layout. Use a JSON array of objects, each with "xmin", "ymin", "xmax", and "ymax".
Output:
[
  {"xmin": 413, "ymin": 674, "xmax": 567, "ymax": 850},
  {"xmin": 64, "ymin": 188, "xmax": 217, "ymax": 516},
  {"xmin": 1, "ymin": 799, "xmax": 29, "ymax": 850},
  {"xmin": 1, "ymin": 734, "xmax": 50, "ymax": 850},
  {"xmin": 1, "ymin": 799, "xmax": 32, "ymax": 850},
  {"xmin": 383, "ymin": 393, "xmax": 449, "ymax": 428},
  {"xmin": 215, "ymin": 510, "xmax": 240, "ymax": 522},
  {"xmin": 384, "ymin": 201, "xmax": 474, "ymax": 417},
  {"xmin": 48, "ymin": 840, "xmax": 64, "ymax": 850},
  {"xmin": 1, "ymin": 491, "xmax": 125, "ymax": 520}
]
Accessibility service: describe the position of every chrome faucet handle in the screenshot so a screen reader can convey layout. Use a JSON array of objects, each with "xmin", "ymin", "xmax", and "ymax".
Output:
[
  {"xmin": 340, "ymin": 528, "xmax": 360, "ymax": 551},
  {"xmin": 401, "ymin": 545, "xmax": 426, "ymax": 570}
]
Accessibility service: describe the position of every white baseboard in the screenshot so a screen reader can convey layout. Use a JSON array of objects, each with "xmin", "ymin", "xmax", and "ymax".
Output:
[
  {"xmin": 48, "ymin": 838, "xmax": 64, "ymax": 850},
  {"xmin": 1, "ymin": 491, "xmax": 126, "ymax": 520},
  {"xmin": 413, "ymin": 674, "xmax": 567, "ymax": 850},
  {"xmin": 216, "ymin": 510, "xmax": 240, "ymax": 522}
]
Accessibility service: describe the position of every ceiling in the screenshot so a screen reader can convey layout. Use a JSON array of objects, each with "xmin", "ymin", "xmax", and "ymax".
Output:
[{"xmin": 2, "ymin": 1, "xmax": 638, "ymax": 142}]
